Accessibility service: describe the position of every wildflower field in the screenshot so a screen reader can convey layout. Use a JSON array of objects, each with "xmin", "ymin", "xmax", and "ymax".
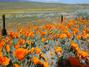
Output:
[{"xmin": 0, "ymin": 15, "xmax": 89, "ymax": 67}]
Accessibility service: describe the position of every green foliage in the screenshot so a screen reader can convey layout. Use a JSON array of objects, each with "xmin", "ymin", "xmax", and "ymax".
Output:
[{"xmin": 77, "ymin": 11, "xmax": 89, "ymax": 19}]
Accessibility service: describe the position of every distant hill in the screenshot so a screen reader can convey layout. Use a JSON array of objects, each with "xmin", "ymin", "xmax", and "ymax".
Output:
[
  {"xmin": 0, "ymin": 2, "xmax": 89, "ymax": 9},
  {"xmin": 0, "ymin": 2, "xmax": 89, "ymax": 13}
]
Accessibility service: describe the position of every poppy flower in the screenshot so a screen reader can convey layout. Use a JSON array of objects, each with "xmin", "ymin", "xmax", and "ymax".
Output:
[
  {"xmin": 77, "ymin": 35, "xmax": 81, "ymax": 40},
  {"xmin": 72, "ymin": 28, "xmax": 79, "ymax": 35},
  {"xmin": 0, "ymin": 40, "xmax": 5, "ymax": 48},
  {"xmin": 45, "ymin": 24, "xmax": 54, "ymax": 30},
  {"xmin": 30, "ymin": 47, "xmax": 35, "ymax": 53},
  {"xmin": 84, "ymin": 34, "xmax": 89, "ymax": 39},
  {"xmin": 10, "ymin": 32, "xmax": 15, "ymax": 38},
  {"xmin": 29, "ymin": 31, "xmax": 34, "ymax": 38},
  {"xmin": 35, "ymin": 47, "xmax": 41, "ymax": 54},
  {"xmin": 18, "ymin": 39, "xmax": 25, "ymax": 45},
  {"xmin": 42, "ymin": 38, "xmax": 47, "ymax": 42},
  {"xmin": 5, "ymin": 37, "xmax": 10, "ymax": 42},
  {"xmin": 14, "ymin": 48, "xmax": 29, "ymax": 60},
  {"xmin": 59, "ymin": 33, "xmax": 67, "ymax": 39},
  {"xmin": 41, "ymin": 31, "xmax": 46, "ymax": 37},
  {"xmin": 71, "ymin": 42, "xmax": 79, "ymax": 50},
  {"xmin": 86, "ymin": 28, "xmax": 89, "ymax": 33},
  {"xmin": 15, "ymin": 32, "xmax": 19, "ymax": 38},
  {"xmin": 0, "ymin": 56, "xmax": 10, "ymax": 66},
  {"xmin": 43, "ymin": 62, "xmax": 50, "ymax": 67},
  {"xmin": 14, "ymin": 44, "xmax": 20, "ymax": 49},
  {"xmin": 14, "ymin": 64, "xmax": 20, "ymax": 67},
  {"xmin": 6, "ymin": 45, "xmax": 10, "ymax": 53},
  {"xmin": 80, "ymin": 51, "xmax": 89, "ymax": 58},
  {"xmin": 9, "ymin": 40, "xmax": 13, "ymax": 46},
  {"xmin": 0, "ymin": 51, "xmax": 3, "ymax": 57},
  {"xmin": 32, "ymin": 57, "xmax": 42, "ymax": 65},
  {"xmin": 55, "ymin": 47, "xmax": 63, "ymax": 53}
]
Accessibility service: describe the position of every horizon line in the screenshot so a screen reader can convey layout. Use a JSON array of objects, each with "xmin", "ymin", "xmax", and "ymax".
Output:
[{"xmin": 0, "ymin": 1, "xmax": 89, "ymax": 4}]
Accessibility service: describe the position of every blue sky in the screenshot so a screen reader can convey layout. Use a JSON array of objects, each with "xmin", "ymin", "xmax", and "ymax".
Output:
[
  {"xmin": 0, "ymin": 0, "xmax": 89, "ymax": 4},
  {"xmin": 29, "ymin": 0, "xmax": 89, "ymax": 4}
]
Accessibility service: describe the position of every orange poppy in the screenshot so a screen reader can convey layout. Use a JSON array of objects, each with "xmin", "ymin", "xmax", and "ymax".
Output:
[
  {"xmin": 84, "ymin": 34, "xmax": 89, "ymax": 39},
  {"xmin": 45, "ymin": 24, "xmax": 54, "ymax": 30},
  {"xmin": 80, "ymin": 51, "xmax": 89, "ymax": 58},
  {"xmin": 29, "ymin": 31, "xmax": 34, "ymax": 38},
  {"xmin": 41, "ymin": 31, "xmax": 46, "ymax": 37},
  {"xmin": 32, "ymin": 57, "xmax": 41, "ymax": 65},
  {"xmin": 14, "ymin": 64, "xmax": 20, "ymax": 67},
  {"xmin": 15, "ymin": 32, "xmax": 19, "ymax": 38},
  {"xmin": 24, "ymin": 31, "xmax": 29, "ymax": 37},
  {"xmin": 55, "ymin": 47, "xmax": 63, "ymax": 53},
  {"xmin": 0, "ymin": 56, "xmax": 10, "ymax": 66},
  {"xmin": 35, "ymin": 47, "xmax": 41, "ymax": 54},
  {"xmin": 34, "ymin": 26, "xmax": 39, "ymax": 31},
  {"xmin": 71, "ymin": 42, "xmax": 79, "ymax": 50},
  {"xmin": 30, "ymin": 47, "xmax": 35, "ymax": 53},
  {"xmin": 5, "ymin": 37, "xmax": 10, "ymax": 42},
  {"xmin": 66, "ymin": 32, "xmax": 72, "ymax": 38},
  {"xmin": 72, "ymin": 28, "xmax": 79, "ymax": 35},
  {"xmin": 6, "ymin": 45, "xmax": 10, "ymax": 53},
  {"xmin": 14, "ymin": 48, "xmax": 29, "ymax": 60},
  {"xmin": 0, "ymin": 51, "xmax": 3, "ymax": 57},
  {"xmin": 43, "ymin": 62, "xmax": 50, "ymax": 67},
  {"xmin": 59, "ymin": 33, "xmax": 67, "ymax": 39},
  {"xmin": 0, "ymin": 40, "xmax": 5, "ymax": 48},
  {"xmin": 42, "ymin": 38, "xmax": 47, "ymax": 42},
  {"xmin": 10, "ymin": 32, "xmax": 15, "ymax": 38},
  {"xmin": 86, "ymin": 28, "xmax": 89, "ymax": 33},
  {"xmin": 14, "ymin": 44, "xmax": 20, "ymax": 49},
  {"xmin": 9, "ymin": 40, "xmax": 13, "ymax": 46},
  {"xmin": 18, "ymin": 39, "xmax": 25, "ymax": 45},
  {"xmin": 58, "ymin": 24, "xmax": 66, "ymax": 31},
  {"xmin": 77, "ymin": 35, "xmax": 81, "ymax": 40},
  {"xmin": 67, "ymin": 22, "xmax": 73, "ymax": 28}
]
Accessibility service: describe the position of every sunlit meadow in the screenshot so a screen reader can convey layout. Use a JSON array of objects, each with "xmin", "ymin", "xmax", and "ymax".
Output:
[{"xmin": 0, "ymin": 2, "xmax": 89, "ymax": 67}]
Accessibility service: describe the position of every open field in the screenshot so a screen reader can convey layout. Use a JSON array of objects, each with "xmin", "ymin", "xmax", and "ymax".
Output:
[
  {"xmin": 0, "ymin": 2, "xmax": 89, "ymax": 13},
  {"xmin": 0, "ymin": 2, "xmax": 89, "ymax": 67},
  {"xmin": 0, "ymin": 2, "xmax": 89, "ymax": 33}
]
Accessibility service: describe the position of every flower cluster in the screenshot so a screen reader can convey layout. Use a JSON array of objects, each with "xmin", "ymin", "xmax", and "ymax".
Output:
[{"xmin": 0, "ymin": 17, "xmax": 89, "ymax": 67}]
